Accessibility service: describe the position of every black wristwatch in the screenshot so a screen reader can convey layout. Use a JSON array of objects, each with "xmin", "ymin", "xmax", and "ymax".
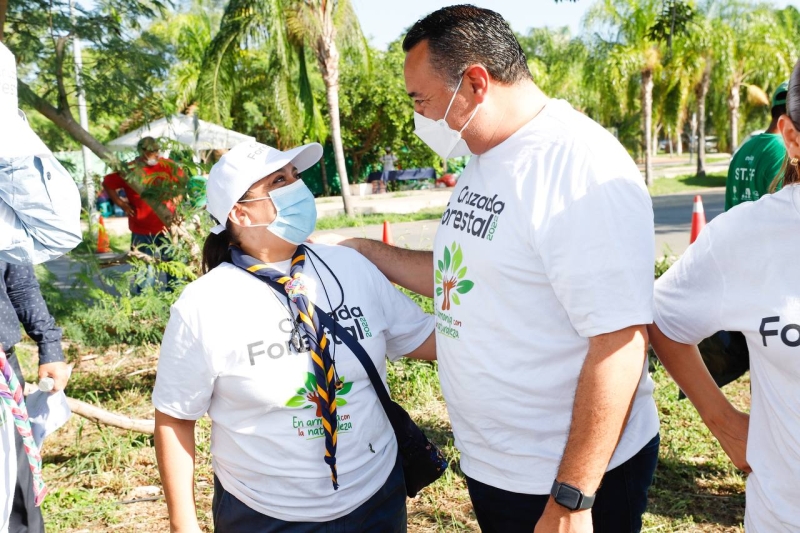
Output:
[{"xmin": 550, "ymin": 480, "xmax": 596, "ymax": 511}]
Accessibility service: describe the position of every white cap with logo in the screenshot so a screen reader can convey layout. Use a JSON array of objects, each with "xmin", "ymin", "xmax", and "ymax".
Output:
[
  {"xmin": 206, "ymin": 141, "xmax": 323, "ymax": 234},
  {"xmin": 1, "ymin": 42, "xmax": 51, "ymax": 159}
]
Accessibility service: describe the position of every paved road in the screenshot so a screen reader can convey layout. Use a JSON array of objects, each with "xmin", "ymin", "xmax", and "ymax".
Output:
[{"xmin": 316, "ymin": 188, "xmax": 727, "ymax": 258}]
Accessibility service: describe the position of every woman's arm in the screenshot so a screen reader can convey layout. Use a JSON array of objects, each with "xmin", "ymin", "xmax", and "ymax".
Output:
[
  {"xmin": 402, "ymin": 331, "xmax": 436, "ymax": 361},
  {"xmin": 647, "ymin": 323, "xmax": 750, "ymax": 471},
  {"xmin": 155, "ymin": 409, "xmax": 203, "ymax": 533}
]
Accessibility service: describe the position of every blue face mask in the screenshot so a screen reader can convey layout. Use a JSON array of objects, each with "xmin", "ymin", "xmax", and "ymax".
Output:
[{"xmin": 239, "ymin": 179, "xmax": 317, "ymax": 245}]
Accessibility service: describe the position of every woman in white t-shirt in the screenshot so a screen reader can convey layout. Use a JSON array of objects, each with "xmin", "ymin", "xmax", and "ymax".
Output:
[
  {"xmin": 648, "ymin": 63, "xmax": 800, "ymax": 532},
  {"xmin": 152, "ymin": 141, "xmax": 436, "ymax": 532}
]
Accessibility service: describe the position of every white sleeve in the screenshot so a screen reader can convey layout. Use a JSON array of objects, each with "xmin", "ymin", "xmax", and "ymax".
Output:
[
  {"xmin": 537, "ymin": 177, "xmax": 655, "ymax": 338},
  {"xmin": 653, "ymin": 226, "xmax": 725, "ymax": 345},
  {"xmin": 370, "ymin": 262, "xmax": 435, "ymax": 362},
  {"xmin": 0, "ymin": 156, "xmax": 82, "ymax": 265},
  {"xmin": 152, "ymin": 307, "xmax": 215, "ymax": 420}
]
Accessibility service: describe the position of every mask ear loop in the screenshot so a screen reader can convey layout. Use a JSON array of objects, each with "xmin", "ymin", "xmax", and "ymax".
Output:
[{"xmin": 443, "ymin": 75, "xmax": 481, "ymax": 134}]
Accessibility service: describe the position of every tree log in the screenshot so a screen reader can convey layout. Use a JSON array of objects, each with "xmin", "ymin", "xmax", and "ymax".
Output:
[{"xmin": 66, "ymin": 397, "xmax": 154, "ymax": 435}]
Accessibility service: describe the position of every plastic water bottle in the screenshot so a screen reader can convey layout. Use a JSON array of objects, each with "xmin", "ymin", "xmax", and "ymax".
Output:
[{"xmin": 38, "ymin": 377, "xmax": 55, "ymax": 392}]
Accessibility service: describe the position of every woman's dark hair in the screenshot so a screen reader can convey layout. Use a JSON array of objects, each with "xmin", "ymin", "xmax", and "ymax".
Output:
[
  {"xmin": 202, "ymin": 220, "xmax": 236, "ymax": 274},
  {"xmin": 775, "ymin": 59, "xmax": 800, "ymax": 190},
  {"xmin": 402, "ymin": 5, "xmax": 532, "ymax": 88}
]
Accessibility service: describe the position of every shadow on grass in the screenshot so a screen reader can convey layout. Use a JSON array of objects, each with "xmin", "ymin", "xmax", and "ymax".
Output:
[
  {"xmin": 649, "ymin": 455, "xmax": 745, "ymax": 527},
  {"xmin": 676, "ymin": 173, "xmax": 727, "ymax": 188}
]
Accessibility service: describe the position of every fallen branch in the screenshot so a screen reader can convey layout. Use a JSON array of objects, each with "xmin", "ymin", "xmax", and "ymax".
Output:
[{"xmin": 66, "ymin": 397, "xmax": 154, "ymax": 435}]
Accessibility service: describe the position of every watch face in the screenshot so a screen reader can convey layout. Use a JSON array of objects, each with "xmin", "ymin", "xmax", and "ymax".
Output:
[{"xmin": 555, "ymin": 484, "xmax": 582, "ymax": 510}]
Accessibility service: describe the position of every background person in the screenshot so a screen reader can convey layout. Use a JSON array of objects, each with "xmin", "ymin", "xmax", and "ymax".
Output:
[
  {"xmin": 649, "ymin": 60, "xmax": 800, "ymax": 532},
  {"xmin": 0, "ymin": 41, "xmax": 79, "ymax": 533},
  {"xmin": 102, "ymin": 137, "xmax": 183, "ymax": 291},
  {"xmin": 152, "ymin": 141, "xmax": 436, "ymax": 532},
  {"xmin": 377, "ymin": 147, "xmax": 398, "ymax": 194},
  {"xmin": 725, "ymin": 82, "xmax": 788, "ymax": 211},
  {"xmin": 321, "ymin": 6, "xmax": 659, "ymax": 532}
]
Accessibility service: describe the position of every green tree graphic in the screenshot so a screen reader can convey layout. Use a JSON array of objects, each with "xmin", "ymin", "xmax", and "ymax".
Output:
[
  {"xmin": 286, "ymin": 373, "xmax": 352, "ymax": 417},
  {"xmin": 435, "ymin": 242, "xmax": 475, "ymax": 311}
]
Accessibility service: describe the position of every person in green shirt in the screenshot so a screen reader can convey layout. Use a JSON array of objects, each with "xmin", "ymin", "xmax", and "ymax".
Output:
[{"xmin": 725, "ymin": 82, "xmax": 788, "ymax": 211}]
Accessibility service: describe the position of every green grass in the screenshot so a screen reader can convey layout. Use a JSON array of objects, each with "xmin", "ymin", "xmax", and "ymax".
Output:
[
  {"xmin": 315, "ymin": 207, "xmax": 444, "ymax": 230},
  {"xmin": 649, "ymin": 172, "xmax": 727, "ymax": 197}
]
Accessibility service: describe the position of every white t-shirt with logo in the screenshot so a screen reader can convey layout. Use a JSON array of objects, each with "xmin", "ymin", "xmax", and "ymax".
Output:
[
  {"xmin": 153, "ymin": 244, "xmax": 434, "ymax": 522},
  {"xmin": 432, "ymin": 99, "xmax": 659, "ymax": 494},
  {"xmin": 654, "ymin": 185, "xmax": 800, "ymax": 532}
]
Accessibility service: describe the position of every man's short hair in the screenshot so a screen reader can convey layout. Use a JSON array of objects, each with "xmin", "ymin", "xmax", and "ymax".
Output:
[
  {"xmin": 137, "ymin": 136, "xmax": 160, "ymax": 153},
  {"xmin": 403, "ymin": 5, "xmax": 532, "ymax": 88},
  {"xmin": 772, "ymin": 103, "xmax": 787, "ymax": 121}
]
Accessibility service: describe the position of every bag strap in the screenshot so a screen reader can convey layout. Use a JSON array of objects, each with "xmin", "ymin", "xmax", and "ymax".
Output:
[{"xmin": 259, "ymin": 277, "xmax": 398, "ymax": 421}]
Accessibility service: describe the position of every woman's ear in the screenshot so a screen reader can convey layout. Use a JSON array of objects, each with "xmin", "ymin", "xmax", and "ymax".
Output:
[
  {"xmin": 228, "ymin": 204, "xmax": 250, "ymax": 228},
  {"xmin": 778, "ymin": 115, "xmax": 800, "ymax": 160}
]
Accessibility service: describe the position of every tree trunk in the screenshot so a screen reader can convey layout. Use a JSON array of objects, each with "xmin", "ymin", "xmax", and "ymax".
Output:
[
  {"xmin": 696, "ymin": 61, "xmax": 712, "ymax": 178},
  {"xmin": 642, "ymin": 69, "xmax": 654, "ymax": 187},
  {"xmin": 316, "ymin": 12, "xmax": 354, "ymax": 216},
  {"xmin": 676, "ymin": 125, "xmax": 683, "ymax": 156},
  {"xmin": 653, "ymin": 123, "xmax": 661, "ymax": 157},
  {"xmin": 319, "ymin": 152, "xmax": 331, "ymax": 196},
  {"xmin": 728, "ymin": 81, "xmax": 741, "ymax": 152},
  {"xmin": 0, "ymin": 0, "xmax": 8, "ymax": 42}
]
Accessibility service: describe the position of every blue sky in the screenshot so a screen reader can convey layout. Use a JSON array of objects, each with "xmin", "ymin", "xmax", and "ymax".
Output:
[{"xmin": 351, "ymin": 0, "xmax": 800, "ymax": 50}]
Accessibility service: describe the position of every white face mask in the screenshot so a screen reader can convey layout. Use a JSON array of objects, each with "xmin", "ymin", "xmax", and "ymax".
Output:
[
  {"xmin": 413, "ymin": 75, "xmax": 481, "ymax": 160},
  {"xmin": 146, "ymin": 157, "xmax": 158, "ymax": 166}
]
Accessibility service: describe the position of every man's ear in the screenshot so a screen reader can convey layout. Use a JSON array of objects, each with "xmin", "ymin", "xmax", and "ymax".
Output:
[
  {"xmin": 464, "ymin": 64, "xmax": 490, "ymax": 104},
  {"xmin": 778, "ymin": 115, "xmax": 800, "ymax": 159}
]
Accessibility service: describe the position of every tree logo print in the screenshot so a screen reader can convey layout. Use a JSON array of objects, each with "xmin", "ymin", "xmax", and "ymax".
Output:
[
  {"xmin": 285, "ymin": 372, "xmax": 352, "ymax": 417},
  {"xmin": 435, "ymin": 242, "xmax": 475, "ymax": 311}
]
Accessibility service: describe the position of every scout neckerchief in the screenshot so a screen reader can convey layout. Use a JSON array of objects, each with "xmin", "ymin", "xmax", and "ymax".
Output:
[
  {"xmin": 230, "ymin": 245, "xmax": 341, "ymax": 490},
  {"xmin": 0, "ymin": 349, "xmax": 47, "ymax": 504}
]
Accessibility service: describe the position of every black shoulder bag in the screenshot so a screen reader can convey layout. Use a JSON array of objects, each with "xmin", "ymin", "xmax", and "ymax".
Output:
[{"xmin": 260, "ymin": 277, "xmax": 449, "ymax": 498}]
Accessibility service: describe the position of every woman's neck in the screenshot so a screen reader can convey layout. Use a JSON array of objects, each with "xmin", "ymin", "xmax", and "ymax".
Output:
[{"xmin": 240, "ymin": 239, "xmax": 298, "ymax": 264}]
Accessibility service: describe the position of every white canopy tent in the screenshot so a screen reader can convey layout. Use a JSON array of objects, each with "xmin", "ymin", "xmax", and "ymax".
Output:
[{"xmin": 106, "ymin": 114, "xmax": 254, "ymax": 152}]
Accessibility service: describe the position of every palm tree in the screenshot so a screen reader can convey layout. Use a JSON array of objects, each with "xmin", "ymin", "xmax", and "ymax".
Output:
[
  {"xmin": 198, "ymin": 0, "xmax": 366, "ymax": 215},
  {"xmin": 584, "ymin": 0, "xmax": 662, "ymax": 187}
]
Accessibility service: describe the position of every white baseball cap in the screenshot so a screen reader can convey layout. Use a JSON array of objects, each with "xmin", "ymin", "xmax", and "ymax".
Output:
[
  {"xmin": 0, "ymin": 43, "xmax": 51, "ymax": 159},
  {"xmin": 206, "ymin": 140, "xmax": 323, "ymax": 234}
]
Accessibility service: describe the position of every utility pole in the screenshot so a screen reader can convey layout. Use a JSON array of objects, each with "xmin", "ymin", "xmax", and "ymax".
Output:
[{"xmin": 70, "ymin": 0, "xmax": 97, "ymax": 238}]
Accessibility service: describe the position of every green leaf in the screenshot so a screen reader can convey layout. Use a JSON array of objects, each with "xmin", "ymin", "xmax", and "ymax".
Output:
[
  {"xmin": 303, "ymin": 405, "xmax": 313, "ymax": 409},
  {"xmin": 336, "ymin": 398, "xmax": 348, "ymax": 407},
  {"xmin": 452, "ymin": 245, "xmax": 463, "ymax": 272},
  {"xmin": 438, "ymin": 260, "xmax": 444, "ymax": 272},
  {"xmin": 435, "ymin": 270, "xmax": 443, "ymax": 284},
  {"xmin": 338, "ymin": 381, "xmax": 353, "ymax": 395},
  {"xmin": 457, "ymin": 266, "xmax": 467, "ymax": 279},
  {"xmin": 286, "ymin": 395, "xmax": 306, "ymax": 407},
  {"xmin": 443, "ymin": 246, "xmax": 451, "ymax": 271},
  {"xmin": 456, "ymin": 280, "xmax": 475, "ymax": 294},
  {"xmin": 305, "ymin": 373, "xmax": 316, "ymax": 392},
  {"xmin": 451, "ymin": 293, "xmax": 461, "ymax": 305},
  {"xmin": 436, "ymin": 287, "xmax": 443, "ymax": 297},
  {"xmin": 296, "ymin": 388, "xmax": 307, "ymax": 395}
]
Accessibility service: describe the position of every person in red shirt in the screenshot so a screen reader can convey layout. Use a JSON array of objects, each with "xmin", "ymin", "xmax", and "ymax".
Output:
[{"xmin": 102, "ymin": 136, "xmax": 183, "ymax": 292}]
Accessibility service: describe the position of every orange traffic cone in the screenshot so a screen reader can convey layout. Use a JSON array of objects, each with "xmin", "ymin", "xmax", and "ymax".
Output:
[
  {"xmin": 382, "ymin": 220, "xmax": 394, "ymax": 245},
  {"xmin": 689, "ymin": 195, "xmax": 706, "ymax": 244},
  {"xmin": 96, "ymin": 216, "xmax": 111, "ymax": 253}
]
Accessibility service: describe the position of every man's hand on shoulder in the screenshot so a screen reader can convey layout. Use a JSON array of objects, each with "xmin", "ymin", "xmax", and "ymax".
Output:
[{"xmin": 308, "ymin": 232, "xmax": 362, "ymax": 252}]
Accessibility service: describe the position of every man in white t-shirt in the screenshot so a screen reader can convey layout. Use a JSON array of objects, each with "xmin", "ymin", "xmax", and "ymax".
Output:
[{"xmin": 322, "ymin": 6, "xmax": 659, "ymax": 533}]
